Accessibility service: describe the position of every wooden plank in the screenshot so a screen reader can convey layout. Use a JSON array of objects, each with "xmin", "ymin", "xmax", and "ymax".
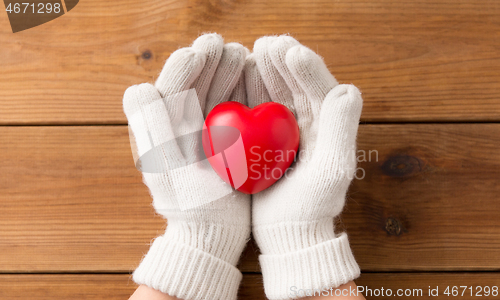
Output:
[
  {"xmin": 0, "ymin": 274, "xmax": 137, "ymax": 300},
  {"xmin": 0, "ymin": 274, "xmax": 264, "ymax": 300},
  {"xmin": 345, "ymin": 124, "xmax": 500, "ymax": 271},
  {"xmin": 1, "ymin": 0, "xmax": 500, "ymax": 124},
  {"xmin": 0, "ymin": 126, "xmax": 162, "ymax": 272},
  {"xmin": 0, "ymin": 124, "xmax": 499, "ymax": 273},
  {"xmin": 0, "ymin": 273, "xmax": 499, "ymax": 299},
  {"xmin": 355, "ymin": 273, "xmax": 500, "ymax": 300}
]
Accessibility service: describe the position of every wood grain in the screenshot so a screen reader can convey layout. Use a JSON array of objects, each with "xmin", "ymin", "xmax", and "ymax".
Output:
[
  {"xmin": 0, "ymin": 273, "xmax": 498, "ymax": 299},
  {"xmin": 1, "ymin": 124, "xmax": 499, "ymax": 273},
  {"xmin": 354, "ymin": 273, "xmax": 500, "ymax": 299},
  {"xmin": 346, "ymin": 123, "xmax": 500, "ymax": 272},
  {"xmin": 0, "ymin": 126, "xmax": 161, "ymax": 272},
  {"xmin": 1, "ymin": 0, "xmax": 500, "ymax": 124},
  {"xmin": 0, "ymin": 274, "xmax": 138, "ymax": 300}
]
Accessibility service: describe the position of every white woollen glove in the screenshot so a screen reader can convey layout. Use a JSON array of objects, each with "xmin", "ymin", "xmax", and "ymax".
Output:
[
  {"xmin": 247, "ymin": 36, "xmax": 362, "ymax": 299},
  {"xmin": 123, "ymin": 34, "xmax": 251, "ymax": 300}
]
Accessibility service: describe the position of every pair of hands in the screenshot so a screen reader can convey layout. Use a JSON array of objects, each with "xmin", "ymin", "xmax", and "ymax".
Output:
[{"xmin": 124, "ymin": 33, "xmax": 363, "ymax": 300}]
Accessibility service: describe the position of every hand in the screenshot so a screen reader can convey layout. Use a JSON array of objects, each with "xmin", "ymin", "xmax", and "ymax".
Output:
[
  {"xmin": 123, "ymin": 34, "xmax": 251, "ymax": 300},
  {"xmin": 247, "ymin": 35, "xmax": 363, "ymax": 299}
]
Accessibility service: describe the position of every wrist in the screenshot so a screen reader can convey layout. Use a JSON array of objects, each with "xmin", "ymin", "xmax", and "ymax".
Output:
[
  {"xmin": 133, "ymin": 235, "xmax": 243, "ymax": 300},
  {"xmin": 258, "ymin": 233, "xmax": 360, "ymax": 300},
  {"xmin": 253, "ymin": 217, "xmax": 336, "ymax": 255},
  {"xmin": 253, "ymin": 218, "xmax": 360, "ymax": 300},
  {"xmin": 164, "ymin": 220, "xmax": 250, "ymax": 265},
  {"xmin": 132, "ymin": 216, "xmax": 250, "ymax": 300}
]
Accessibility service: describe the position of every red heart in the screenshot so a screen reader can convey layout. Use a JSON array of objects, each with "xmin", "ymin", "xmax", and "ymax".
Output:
[{"xmin": 202, "ymin": 101, "xmax": 299, "ymax": 194}]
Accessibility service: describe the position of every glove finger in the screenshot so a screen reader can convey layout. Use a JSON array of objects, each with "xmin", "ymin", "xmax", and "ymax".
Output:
[
  {"xmin": 268, "ymin": 35, "xmax": 303, "ymax": 96},
  {"xmin": 227, "ymin": 47, "xmax": 251, "ymax": 106},
  {"xmin": 245, "ymin": 53, "xmax": 272, "ymax": 108},
  {"xmin": 205, "ymin": 43, "xmax": 247, "ymax": 115},
  {"xmin": 286, "ymin": 45, "xmax": 338, "ymax": 120},
  {"xmin": 154, "ymin": 47, "xmax": 206, "ymax": 124},
  {"xmin": 253, "ymin": 36, "xmax": 294, "ymax": 112},
  {"xmin": 123, "ymin": 83, "xmax": 184, "ymax": 170},
  {"xmin": 190, "ymin": 33, "xmax": 225, "ymax": 112},
  {"xmin": 268, "ymin": 35, "xmax": 319, "ymax": 152},
  {"xmin": 312, "ymin": 84, "xmax": 363, "ymax": 174},
  {"xmin": 228, "ymin": 70, "xmax": 247, "ymax": 105},
  {"xmin": 154, "ymin": 47, "xmax": 206, "ymax": 98}
]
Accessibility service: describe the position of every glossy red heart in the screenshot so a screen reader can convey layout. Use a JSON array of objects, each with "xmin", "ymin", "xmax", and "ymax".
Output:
[{"xmin": 202, "ymin": 101, "xmax": 299, "ymax": 194}]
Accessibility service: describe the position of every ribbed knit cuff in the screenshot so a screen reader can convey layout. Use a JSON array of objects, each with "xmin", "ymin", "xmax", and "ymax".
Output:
[
  {"xmin": 133, "ymin": 235, "xmax": 243, "ymax": 300},
  {"xmin": 253, "ymin": 218, "xmax": 337, "ymax": 255},
  {"xmin": 259, "ymin": 233, "xmax": 360, "ymax": 300}
]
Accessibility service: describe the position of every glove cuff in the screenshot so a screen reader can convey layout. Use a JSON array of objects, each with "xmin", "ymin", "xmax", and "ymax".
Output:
[
  {"xmin": 162, "ymin": 221, "xmax": 250, "ymax": 266},
  {"xmin": 133, "ymin": 235, "xmax": 243, "ymax": 300},
  {"xmin": 259, "ymin": 233, "xmax": 360, "ymax": 300},
  {"xmin": 253, "ymin": 218, "xmax": 337, "ymax": 255}
]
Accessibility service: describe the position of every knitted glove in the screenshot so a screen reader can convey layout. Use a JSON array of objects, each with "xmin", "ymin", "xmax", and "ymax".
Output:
[
  {"xmin": 123, "ymin": 34, "xmax": 251, "ymax": 300},
  {"xmin": 247, "ymin": 35, "xmax": 362, "ymax": 299}
]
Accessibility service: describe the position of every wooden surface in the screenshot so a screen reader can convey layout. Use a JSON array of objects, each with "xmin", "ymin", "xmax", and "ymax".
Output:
[
  {"xmin": 1, "ymin": 125, "xmax": 499, "ymax": 271},
  {"xmin": 1, "ymin": 0, "xmax": 500, "ymax": 124},
  {"xmin": 1, "ymin": 273, "xmax": 499, "ymax": 299},
  {"xmin": 1, "ymin": 0, "xmax": 500, "ymax": 298}
]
